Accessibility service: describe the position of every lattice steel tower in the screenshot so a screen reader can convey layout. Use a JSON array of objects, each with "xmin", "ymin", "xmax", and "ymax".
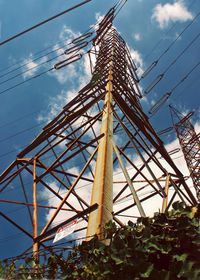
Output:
[
  {"xmin": 0, "ymin": 23, "xmax": 197, "ymax": 260},
  {"xmin": 170, "ymin": 105, "xmax": 200, "ymax": 201}
]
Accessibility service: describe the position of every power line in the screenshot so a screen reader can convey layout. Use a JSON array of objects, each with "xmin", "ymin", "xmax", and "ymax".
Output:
[
  {"xmin": 0, "ymin": 67, "xmax": 54, "ymax": 96},
  {"xmin": 0, "ymin": 51, "xmax": 65, "ymax": 87},
  {"xmin": 0, "ymin": 8, "xmax": 105, "ymax": 76},
  {"xmin": 141, "ymin": 10, "xmax": 200, "ymax": 80},
  {"xmin": 0, "ymin": 0, "xmax": 125, "ymax": 79},
  {"xmin": 143, "ymin": 0, "xmax": 198, "ymax": 61},
  {"xmin": 0, "ymin": 50, "xmax": 89, "ymax": 96},
  {"xmin": 0, "ymin": 35, "xmax": 71, "ymax": 74},
  {"xmin": 0, "ymin": 32, "xmax": 95, "ymax": 85},
  {"xmin": 0, "ymin": 25, "xmax": 95, "ymax": 80},
  {"xmin": 171, "ymin": 70, "xmax": 200, "ymax": 104},
  {"xmin": 0, "ymin": 1, "xmax": 127, "ymax": 95},
  {"xmin": 0, "ymin": 109, "xmax": 44, "ymax": 129},
  {"xmin": 148, "ymin": 60, "xmax": 200, "ymax": 115},
  {"xmin": 0, "ymin": 121, "xmax": 46, "ymax": 144},
  {"xmin": 144, "ymin": 30, "xmax": 200, "ymax": 95},
  {"xmin": 0, "ymin": 0, "xmax": 92, "ymax": 46},
  {"xmin": 0, "ymin": 44, "xmax": 69, "ymax": 80}
]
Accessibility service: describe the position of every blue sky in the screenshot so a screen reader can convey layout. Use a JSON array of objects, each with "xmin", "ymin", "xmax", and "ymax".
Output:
[{"xmin": 0, "ymin": 0, "xmax": 200, "ymax": 260}]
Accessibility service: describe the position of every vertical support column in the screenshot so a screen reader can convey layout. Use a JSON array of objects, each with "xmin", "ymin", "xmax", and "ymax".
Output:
[
  {"xmin": 86, "ymin": 33, "xmax": 115, "ymax": 241},
  {"xmin": 33, "ymin": 158, "xmax": 39, "ymax": 262},
  {"xmin": 112, "ymin": 139, "xmax": 146, "ymax": 217},
  {"xmin": 162, "ymin": 174, "xmax": 170, "ymax": 213}
]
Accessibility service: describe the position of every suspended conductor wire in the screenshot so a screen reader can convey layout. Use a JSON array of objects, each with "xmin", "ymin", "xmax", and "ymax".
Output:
[
  {"xmin": 148, "ymin": 59, "xmax": 200, "ymax": 116},
  {"xmin": 0, "ymin": 0, "xmax": 121, "ymax": 77},
  {"xmin": 0, "ymin": 54, "xmax": 63, "ymax": 86},
  {"xmin": 171, "ymin": 71, "xmax": 200, "ymax": 104},
  {"xmin": 0, "ymin": 44, "xmax": 71, "ymax": 80},
  {"xmin": 0, "ymin": 0, "xmax": 128, "ymax": 92},
  {"xmin": 0, "ymin": 2, "xmax": 123, "ymax": 88},
  {"xmin": 0, "ymin": 37, "xmax": 72, "ymax": 76},
  {"xmin": 144, "ymin": 30, "xmax": 200, "ymax": 95},
  {"xmin": 0, "ymin": 0, "xmax": 92, "ymax": 47},
  {"xmin": 114, "ymin": 0, "xmax": 128, "ymax": 17},
  {"xmin": 0, "ymin": 67, "xmax": 54, "ymax": 96},
  {"xmin": 0, "ymin": 32, "xmax": 93, "ymax": 77},
  {"xmin": 0, "ymin": 44, "xmax": 92, "ymax": 95},
  {"xmin": 0, "ymin": 32, "xmax": 94, "ymax": 83},
  {"xmin": 0, "ymin": 29, "xmax": 110, "ymax": 93},
  {"xmin": 0, "ymin": 22, "xmax": 97, "ymax": 79},
  {"xmin": 143, "ymin": 0, "xmax": 198, "ymax": 62},
  {"xmin": 0, "ymin": 109, "xmax": 43, "ymax": 128},
  {"xmin": 141, "ymin": 10, "xmax": 200, "ymax": 81},
  {"xmin": 0, "ymin": 121, "xmax": 46, "ymax": 143}
]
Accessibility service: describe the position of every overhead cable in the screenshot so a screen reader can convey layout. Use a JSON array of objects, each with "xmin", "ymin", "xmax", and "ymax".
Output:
[
  {"xmin": 0, "ymin": 0, "xmax": 127, "ymax": 91},
  {"xmin": 0, "ymin": 44, "xmax": 71, "ymax": 80},
  {"xmin": 144, "ymin": 30, "xmax": 200, "ymax": 94},
  {"xmin": 0, "ymin": 122, "xmax": 45, "ymax": 144},
  {"xmin": 0, "ymin": 67, "xmax": 54, "ymax": 96},
  {"xmin": 0, "ymin": 3, "xmax": 111, "ymax": 77},
  {"xmin": 0, "ymin": 0, "xmax": 121, "ymax": 75},
  {"xmin": 141, "ymin": 10, "xmax": 200, "ymax": 80},
  {"xmin": 148, "ymin": 60, "xmax": 200, "ymax": 115},
  {"xmin": 0, "ymin": 0, "xmax": 92, "ymax": 46}
]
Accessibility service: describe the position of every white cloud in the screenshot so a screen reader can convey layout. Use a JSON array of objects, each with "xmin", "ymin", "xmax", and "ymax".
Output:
[
  {"xmin": 82, "ymin": 46, "xmax": 96, "ymax": 79},
  {"xmin": 37, "ymin": 89, "xmax": 77, "ymax": 124},
  {"xmin": 22, "ymin": 54, "xmax": 47, "ymax": 79},
  {"xmin": 194, "ymin": 122, "xmax": 200, "ymax": 133},
  {"xmin": 175, "ymin": 32, "xmax": 182, "ymax": 40},
  {"xmin": 48, "ymin": 25, "xmax": 94, "ymax": 86},
  {"xmin": 152, "ymin": 1, "xmax": 193, "ymax": 29},
  {"xmin": 48, "ymin": 42, "xmax": 78, "ymax": 84},
  {"xmin": 130, "ymin": 48, "xmax": 144, "ymax": 76},
  {"xmin": 133, "ymin": 33, "xmax": 141, "ymax": 41},
  {"xmin": 151, "ymin": 99, "xmax": 155, "ymax": 106},
  {"xmin": 23, "ymin": 59, "xmax": 38, "ymax": 79},
  {"xmin": 37, "ymin": 24, "xmax": 95, "ymax": 125},
  {"xmin": 50, "ymin": 63, "xmax": 77, "ymax": 84},
  {"xmin": 130, "ymin": 49, "xmax": 143, "ymax": 67},
  {"xmin": 90, "ymin": 12, "xmax": 105, "ymax": 31},
  {"xmin": 140, "ymin": 95, "xmax": 148, "ymax": 104},
  {"xmin": 59, "ymin": 24, "xmax": 81, "ymax": 43},
  {"xmin": 95, "ymin": 12, "xmax": 104, "ymax": 23}
]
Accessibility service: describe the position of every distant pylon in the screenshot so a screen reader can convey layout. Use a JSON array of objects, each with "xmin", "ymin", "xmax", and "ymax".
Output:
[
  {"xmin": 0, "ymin": 24, "xmax": 197, "ymax": 260},
  {"xmin": 170, "ymin": 105, "xmax": 200, "ymax": 202}
]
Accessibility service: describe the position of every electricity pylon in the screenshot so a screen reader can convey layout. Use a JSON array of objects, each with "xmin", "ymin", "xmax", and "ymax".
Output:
[
  {"xmin": 170, "ymin": 105, "xmax": 200, "ymax": 202},
  {"xmin": 0, "ymin": 27, "xmax": 197, "ymax": 260}
]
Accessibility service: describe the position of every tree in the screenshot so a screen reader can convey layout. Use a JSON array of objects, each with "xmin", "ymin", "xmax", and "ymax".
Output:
[{"xmin": 1, "ymin": 202, "xmax": 200, "ymax": 279}]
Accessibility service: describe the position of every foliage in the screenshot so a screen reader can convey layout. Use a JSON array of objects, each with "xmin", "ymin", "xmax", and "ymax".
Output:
[{"xmin": 1, "ymin": 202, "xmax": 200, "ymax": 279}]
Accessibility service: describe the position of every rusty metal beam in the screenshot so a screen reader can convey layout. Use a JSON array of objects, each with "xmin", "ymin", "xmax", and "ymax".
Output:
[
  {"xmin": 0, "ymin": 199, "xmax": 76, "ymax": 211},
  {"xmin": 40, "ymin": 147, "xmax": 97, "ymax": 235},
  {"xmin": 35, "ymin": 203, "xmax": 98, "ymax": 243}
]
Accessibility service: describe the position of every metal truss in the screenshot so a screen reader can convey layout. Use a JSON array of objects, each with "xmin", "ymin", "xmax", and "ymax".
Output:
[
  {"xmin": 170, "ymin": 106, "xmax": 200, "ymax": 201},
  {"xmin": 0, "ymin": 26, "xmax": 197, "ymax": 260}
]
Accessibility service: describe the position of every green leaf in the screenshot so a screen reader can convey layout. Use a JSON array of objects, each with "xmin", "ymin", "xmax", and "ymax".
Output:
[
  {"xmin": 111, "ymin": 254, "xmax": 124, "ymax": 264},
  {"xmin": 102, "ymin": 270, "xmax": 111, "ymax": 276},
  {"xmin": 173, "ymin": 253, "xmax": 187, "ymax": 262},
  {"xmin": 177, "ymin": 260, "xmax": 195, "ymax": 277},
  {"xmin": 140, "ymin": 263, "xmax": 153, "ymax": 278}
]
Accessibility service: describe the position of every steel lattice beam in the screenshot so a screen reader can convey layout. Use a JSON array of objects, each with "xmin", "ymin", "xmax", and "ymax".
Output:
[{"xmin": 0, "ymin": 25, "xmax": 198, "ymax": 261}]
